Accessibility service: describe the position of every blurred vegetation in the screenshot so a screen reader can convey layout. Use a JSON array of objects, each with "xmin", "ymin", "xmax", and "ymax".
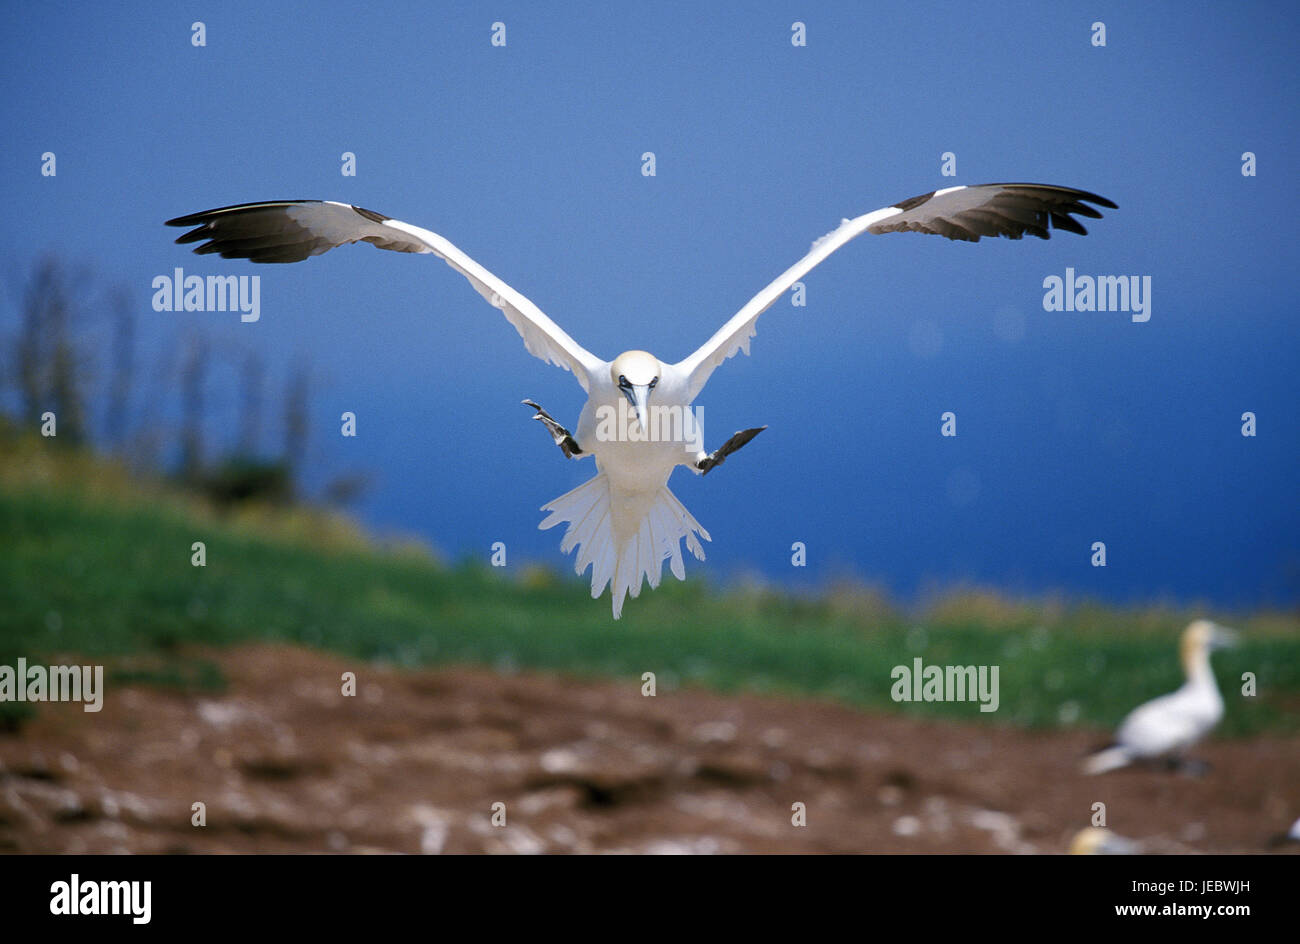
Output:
[
  {"xmin": 3, "ymin": 255, "xmax": 1294, "ymax": 737},
  {"xmin": 1, "ymin": 426, "xmax": 1296, "ymax": 737},
  {"xmin": 1, "ymin": 254, "xmax": 368, "ymax": 512},
  {"xmin": 0, "ymin": 254, "xmax": 369, "ymax": 728}
]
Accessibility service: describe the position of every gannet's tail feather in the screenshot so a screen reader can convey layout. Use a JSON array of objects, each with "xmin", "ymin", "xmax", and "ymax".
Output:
[
  {"xmin": 1082, "ymin": 744, "xmax": 1131, "ymax": 776},
  {"xmin": 539, "ymin": 471, "xmax": 709, "ymax": 618}
]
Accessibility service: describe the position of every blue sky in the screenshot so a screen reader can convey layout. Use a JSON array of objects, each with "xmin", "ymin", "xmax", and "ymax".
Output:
[{"xmin": 3, "ymin": 1, "xmax": 1297, "ymax": 610}]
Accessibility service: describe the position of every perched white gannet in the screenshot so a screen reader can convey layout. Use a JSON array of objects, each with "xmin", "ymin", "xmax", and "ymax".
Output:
[
  {"xmin": 1068, "ymin": 826, "xmax": 1141, "ymax": 855},
  {"xmin": 1083, "ymin": 620, "xmax": 1237, "ymax": 775},
  {"xmin": 168, "ymin": 184, "xmax": 1116, "ymax": 616}
]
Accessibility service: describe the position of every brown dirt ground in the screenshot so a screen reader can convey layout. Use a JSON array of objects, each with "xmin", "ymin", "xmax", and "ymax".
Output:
[{"xmin": 1, "ymin": 643, "xmax": 1296, "ymax": 854}]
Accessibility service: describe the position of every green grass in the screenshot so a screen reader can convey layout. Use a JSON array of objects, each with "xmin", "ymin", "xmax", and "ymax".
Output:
[{"xmin": 1, "ymin": 435, "xmax": 1296, "ymax": 735}]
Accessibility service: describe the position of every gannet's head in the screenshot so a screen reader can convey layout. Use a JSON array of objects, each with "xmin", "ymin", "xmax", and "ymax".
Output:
[
  {"xmin": 610, "ymin": 350, "xmax": 661, "ymax": 432},
  {"xmin": 1068, "ymin": 827, "xmax": 1138, "ymax": 855},
  {"xmin": 1180, "ymin": 619, "xmax": 1238, "ymax": 673}
]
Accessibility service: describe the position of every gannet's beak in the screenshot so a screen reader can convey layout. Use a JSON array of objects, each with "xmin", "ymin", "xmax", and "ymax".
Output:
[
  {"xmin": 625, "ymin": 384, "xmax": 652, "ymax": 433},
  {"xmin": 1209, "ymin": 625, "xmax": 1240, "ymax": 649}
]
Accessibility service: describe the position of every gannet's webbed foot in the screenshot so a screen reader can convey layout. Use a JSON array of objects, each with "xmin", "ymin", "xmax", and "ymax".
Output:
[
  {"xmin": 697, "ymin": 426, "xmax": 766, "ymax": 475},
  {"xmin": 523, "ymin": 399, "xmax": 582, "ymax": 458}
]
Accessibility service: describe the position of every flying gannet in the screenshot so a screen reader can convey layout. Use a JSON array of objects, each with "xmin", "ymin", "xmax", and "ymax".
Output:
[
  {"xmin": 1083, "ymin": 620, "xmax": 1237, "ymax": 775},
  {"xmin": 167, "ymin": 183, "xmax": 1116, "ymax": 616}
]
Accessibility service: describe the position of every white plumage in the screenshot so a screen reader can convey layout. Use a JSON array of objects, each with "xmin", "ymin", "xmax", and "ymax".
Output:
[
  {"xmin": 168, "ymin": 183, "xmax": 1116, "ymax": 616},
  {"xmin": 1083, "ymin": 620, "xmax": 1237, "ymax": 774}
]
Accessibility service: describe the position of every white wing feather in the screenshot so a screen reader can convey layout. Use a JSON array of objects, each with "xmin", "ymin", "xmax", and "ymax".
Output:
[
  {"xmin": 675, "ymin": 205, "xmax": 901, "ymax": 401},
  {"xmin": 675, "ymin": 183, "xmax": 1116, "ymax": 400}
]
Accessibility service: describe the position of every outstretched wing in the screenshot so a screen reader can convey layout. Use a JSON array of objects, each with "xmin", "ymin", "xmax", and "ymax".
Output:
[
  {"xmin": 676, "ymin": 183, "xmax": 1116, "ymax": 400},
  {"xmin": 166, "ymin": 200, "xmax": 603, "ymax": 391}
]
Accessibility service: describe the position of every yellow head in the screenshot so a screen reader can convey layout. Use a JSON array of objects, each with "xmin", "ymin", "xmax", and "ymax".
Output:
[
  {"xmin": 1179, "ymin": 619, "xmax": 1237, "ymax": 676},
  {"xmin": 1069, "ymin": 827, "xmax": 1137, "ymax": 855}
]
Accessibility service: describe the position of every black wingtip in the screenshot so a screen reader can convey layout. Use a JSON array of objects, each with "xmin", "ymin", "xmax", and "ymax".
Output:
[
  {"xmin": 1050, "ymin": 212, "xmax": 1089, "ymax": 236},
  {"xmin": 993, "ymin": 183, "xmax": 1118, "ymax": 210},
  {"xmin": 164, "ymin": 200, "xmax": 326, "ymax": 228}
]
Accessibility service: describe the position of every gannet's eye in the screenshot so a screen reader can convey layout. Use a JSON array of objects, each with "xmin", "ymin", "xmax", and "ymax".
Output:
[
  {"xmin": 618, "ymin": 375, "xmax": 630, "ymax": 388},
  {"xmin": 648, "ymin": 377, "xmax": 658, "ymax": 389}
]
